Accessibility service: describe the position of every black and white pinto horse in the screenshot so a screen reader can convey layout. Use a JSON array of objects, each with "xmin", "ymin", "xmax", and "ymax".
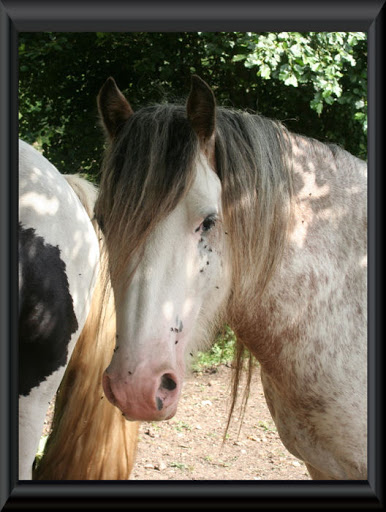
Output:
[{"xmin": 18, "ymin": 140, "xmax": 100, "ymax": 479}]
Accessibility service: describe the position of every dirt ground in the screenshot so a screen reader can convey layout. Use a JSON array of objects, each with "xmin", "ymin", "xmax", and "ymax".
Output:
[
  {"xmin": 130, "ymin": 364, "xmax": 310, "ymax": 481},
  {"xmin": 42, "ymin": 362, "xmax": 309, "ymax": 481}
]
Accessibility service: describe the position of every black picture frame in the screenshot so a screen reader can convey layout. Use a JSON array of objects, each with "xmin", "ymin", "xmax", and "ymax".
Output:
[{"xmin": 1, "ymin": 1, "xmax": 384, "ymax": 510}]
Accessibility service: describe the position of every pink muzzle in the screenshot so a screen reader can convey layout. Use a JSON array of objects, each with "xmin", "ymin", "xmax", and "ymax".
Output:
[{"xmin": 102, "ymin": 369, "xmax": 181, "ymax": 421}]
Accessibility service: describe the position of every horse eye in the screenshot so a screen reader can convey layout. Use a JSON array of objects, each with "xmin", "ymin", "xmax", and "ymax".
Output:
[
  {"xmin": 202, "ymin": 215, "xmax": 216, "ymax": 232},
  {"xmin": 194, "ymin": 214, "xmax": 217, "ymax": 234}
]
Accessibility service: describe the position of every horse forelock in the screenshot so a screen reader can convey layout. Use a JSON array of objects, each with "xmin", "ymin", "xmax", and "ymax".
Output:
[{"xmin": 95, "ymin": 104, "xmax": 200, "ymax": 286}]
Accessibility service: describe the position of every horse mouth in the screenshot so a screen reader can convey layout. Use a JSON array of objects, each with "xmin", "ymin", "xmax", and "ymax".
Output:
[{"xmin": 122, "ymin": 405, "xmax": 177, "ymax": 422}]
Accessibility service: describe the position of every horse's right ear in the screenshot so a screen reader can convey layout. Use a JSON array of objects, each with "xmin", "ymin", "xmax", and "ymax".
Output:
[
  {"xmin": 187, "ymin": 75, "xmax": 216, "ymax": 170},
  {"xmin": 97, "ymin": 77, "xmax": 134, "ymax": 139},
  {"xmin": 187, "ymin": 75, "xmax": 216, "ymax": 143}
]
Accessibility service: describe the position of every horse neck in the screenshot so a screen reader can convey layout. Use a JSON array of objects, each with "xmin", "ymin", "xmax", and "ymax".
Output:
[{"xmin": 228, "ymin": 130, "xmax": 366, "ymax": 373}]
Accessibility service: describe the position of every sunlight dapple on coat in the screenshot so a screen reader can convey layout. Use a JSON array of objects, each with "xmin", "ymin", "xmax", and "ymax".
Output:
[{"xmin": 95, "ymin": 76, "xmax": 367, "ymax": 480}]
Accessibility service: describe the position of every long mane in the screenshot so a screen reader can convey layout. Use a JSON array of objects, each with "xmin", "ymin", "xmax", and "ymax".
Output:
[
  {"xmin": 95, "ymin": 105, "xmax": 199, "ymax": 286},
  {"xmin": 214, "ymin": 109, "xmax": 294, "ymax": 431},
  {"xmin": 215, "ymin": 108, "xmax": 293, "ymax": 298}
]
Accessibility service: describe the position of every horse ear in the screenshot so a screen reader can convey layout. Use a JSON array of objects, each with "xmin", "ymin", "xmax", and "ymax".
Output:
[
  {"xmin": 187, "ymin": 75, "xmax": 216, "ymax": 143},
  {"xmin": 97, "ymin": 77, "xmax": 134, "ymax": 139},
  {"xmin": 187, "ymin": 75, "xmax": 216, "ymax": 169}
]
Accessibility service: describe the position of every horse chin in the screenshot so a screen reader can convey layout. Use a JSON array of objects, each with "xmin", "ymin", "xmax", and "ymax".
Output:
[
  {"xmin": 121, "ymin": 398, "xmax": 179, "ymax": 422},
  {"xmin": 122, "ymin": 406, "xmax": 177, "ymax": 423}
]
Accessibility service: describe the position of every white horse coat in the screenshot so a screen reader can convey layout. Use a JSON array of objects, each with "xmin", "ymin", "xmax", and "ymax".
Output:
[{"xmin": 18, "ymin": 140, "xmax": 99, "ymax": 479}]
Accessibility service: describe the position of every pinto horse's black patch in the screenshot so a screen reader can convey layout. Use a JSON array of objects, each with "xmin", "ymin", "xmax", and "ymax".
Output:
[{"xmin": 18, "ymin": 223, "xmax": 78, "ymax": 396}]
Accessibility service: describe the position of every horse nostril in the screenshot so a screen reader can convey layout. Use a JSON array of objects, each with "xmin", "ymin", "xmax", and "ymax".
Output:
[
  {"xmin": 160, "ymin": 374, "xmax": 177, "ymax": 391},
  {"xmin": 156, "ymin": 397, "xmax": 164, "ymax": 410},
  {"xmin": 155, "ymin": 373, "xmax": 178, "ymax": 414}
]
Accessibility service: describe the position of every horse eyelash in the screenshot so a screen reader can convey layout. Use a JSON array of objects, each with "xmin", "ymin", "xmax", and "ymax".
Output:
[{"xmin": 195, "ymin": 214, "xmax": 218, "ymax": 234}]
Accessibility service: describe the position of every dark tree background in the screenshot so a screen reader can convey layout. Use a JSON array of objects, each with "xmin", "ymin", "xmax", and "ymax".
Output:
[{"xmin": 19, "ymin": 32, "xmax": 367, "ymax": 180}]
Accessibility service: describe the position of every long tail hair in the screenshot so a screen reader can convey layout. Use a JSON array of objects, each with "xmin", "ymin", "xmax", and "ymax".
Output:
[{"xmin": 33, "ymin": 175, "xmax": 139, "ymax": 480}]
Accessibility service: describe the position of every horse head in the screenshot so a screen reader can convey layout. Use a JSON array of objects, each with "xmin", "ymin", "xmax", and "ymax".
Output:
[{"xmin": 96, "ymin": 76, "xmax": 231, "ymax": 421}]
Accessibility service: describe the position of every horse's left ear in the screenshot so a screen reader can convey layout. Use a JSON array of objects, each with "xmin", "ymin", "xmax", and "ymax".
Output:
[
  {"xmin": 98, "ymin": 77, "xmax": 134, "ymax": 139},
  {"xmin": 187, "ymin": 75, "xmax": 216, "ymax": 169}
]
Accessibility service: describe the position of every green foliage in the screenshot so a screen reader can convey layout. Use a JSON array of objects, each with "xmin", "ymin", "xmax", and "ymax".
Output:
[
  {"xmin": 32, "ymin": 435, "xmax": 48, "ymax": 470},
  {"xmin": 192, "ymin": 325, "xmax": 236, "ymax": 371},
  {"xmin": 232, "ymin": 32, "xmax": 367, "ymax": 157},
  {"xmin": 234, "ymin": 33, "xmax": 365, "ymax": 115},
  {"xmin": 19, "ymin": 31, "xmax": 367, "ymax": 180}
]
